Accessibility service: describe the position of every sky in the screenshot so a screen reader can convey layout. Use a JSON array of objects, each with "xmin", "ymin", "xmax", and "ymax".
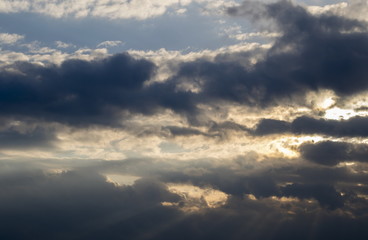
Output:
[{"xmin": 1, "ymin": 0, "xmax": 368, "ymax": 239}]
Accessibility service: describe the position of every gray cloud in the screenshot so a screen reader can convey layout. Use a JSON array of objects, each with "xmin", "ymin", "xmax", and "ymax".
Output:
[
  {"xmin": 172, "ymin": 0, "xmax": 368, "ymax": 108},
  {"xmin": 0, "ymin": 126, "xmax": 56, "ymax": 149},
  {"xmin": 1, "ymin": 160, "xmax": 368, "ymax": 239},
  {"xmin": 0, "ymin": 52, "xmax": 203, "ymax": 127},
  {"xmin": 0, "ymin": 1, "xmax": 367, "ymax": 128},
  {"xmin": 253, "ymin": 116, "xmax": 368, "ymax": 137},
  {"xmin": 0, "ymin": 168, "xmax": 181, "ymax": 240},
  {"xmin": 300, "ymin": 141, "xmax": 368, "ymax": 166},
  {"xmin": 1, "ymin": 1, "xmax": 368, "ymax": 239},
  {"xmin": 108, "ymin": 156, "xmax": 366, "ymax": 210},
  {"xmin": 281, "ymin": 183, "xmax": 344, "ymax": 210}
]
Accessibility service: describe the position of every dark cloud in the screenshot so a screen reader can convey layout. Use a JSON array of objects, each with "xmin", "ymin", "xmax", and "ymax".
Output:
[
  {"xmin": 0, "ymin": 53, "xmax": 156, "ymax": 126},
  {"xmin": 253, "ymin": 118, "xmax": 290, "ymax": 135},
  {"xmin": 0, "ymin": 126, "xmax": 55, "ymax": 149},
  {"xmin": 0, "ymin": 53, "xmax": 198, "ymax": 127},
  {"xmin": 0, "ymin": 169, "xmax": 181, "ymax": 240},
  {"xmin": 172, "ymin": 0, "xmax": 368, "ymax": 108},
  {"xmin": 253, "ymin": 116, "xmax": 368, "ymax": 137},
  {"xmin": 1, "ymin": 1, "xmax": 368, "ymax": 239},
  {"xmin": 281, "ymin": 183, "xmax": 344, "ymax": 209},
  {"xmin": 0, "ymin": 1, "xmax": 367, "ymax": 127},
  {"xmin": 292, "ymin": 116, "xmax": 368, "ymax": 137},
  {"xmin": 356, "ymin": 106, "xmax": 368, "ymax": 111},
  {"xmin": 1, "ymin": 163, "xmax": 368, "ymax": 240},
  {"xmin": 300, "ymin": 141, "xmax": 368, "ymax": 166}
]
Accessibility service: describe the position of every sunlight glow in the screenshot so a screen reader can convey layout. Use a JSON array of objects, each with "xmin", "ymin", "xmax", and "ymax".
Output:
[
  {"xmin": 167, "ymin": 184, "xmax": 228, "ymax": 210},
  {"xmin": 324, "ymin": 107, "xmax": 357, "ymax": 120},
  {"xmin": 105, "ymin": 174, "xmax": 140, "ymax": 186}
]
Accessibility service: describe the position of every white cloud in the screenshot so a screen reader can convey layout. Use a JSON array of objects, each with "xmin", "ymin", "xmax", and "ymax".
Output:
[
  {"xmin": 0, "ymin": 0, "xmax": 30, "ymax": 13},
  {"xmin": 0, "ymin": 0, "xmax": 232, "ymax": 20},
  {"xmin": 307, "ymin": 0, "xmax": 368, "ymax": 21},
  {"xmin": 0, "ymin": 33, "xmax": 24, "ymax": 45},
  {"xmin": 0, "ymin": 45, "xmax": 108, "ymax": 66},
  {"xmin": 228, "ymin": 30, "xmax": 281, "ymax": 41},
  {"xmin": 55, "ymin": 41, "xmax": 76, "ymax": 49},
  {"xmin": 97, "ymin": 40, "xmax": 124, "ymax": 48}
]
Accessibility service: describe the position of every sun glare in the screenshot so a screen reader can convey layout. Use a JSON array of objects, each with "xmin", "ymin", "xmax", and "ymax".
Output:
[{"xmin": 324, "ymin": 107, "xmax": 357, "ymax": 120}]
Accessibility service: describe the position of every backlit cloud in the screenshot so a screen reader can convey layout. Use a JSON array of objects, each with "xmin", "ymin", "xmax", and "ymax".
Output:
[{"xmin": 1, "ymin": 1, "xmax": 368, "ymax": 239}]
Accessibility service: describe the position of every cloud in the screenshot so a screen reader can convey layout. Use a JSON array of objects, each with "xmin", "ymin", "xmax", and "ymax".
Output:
[
  {"xmin": 0, "ymin": 126, "xmax": 56, "ymax": 150},
  {"xmin": 97, "ymin": 41, "xmax": 124, "ymax": 48},
  {"xmin": 161, "ymin": 125, "xmax": 215, "ymax": 138},
  {"xmin": 307, "ymin": 0, "xmax": 368, "ymax": 22},
  {"xmin": 55, "ymin": 41, "xmax": 76, "ymax": 49},
  {"xmin": 253, "ymin": 118, "xmax": 290, "ymax": 135},
  {"xmin": 1, "ymin": 159, "xmax": 368, "ymax": 239},
  {"xmin": 300, "ymin": 141, "xmax": 368, "ymax": 166},
  {"xmin": 0, "ymin": 53, "xmax": 157, "ymax": 126},
  {"xmin": 0, "ymin": 168, "xmax": 181, "ymax": 240},
  {"xmin": 0, "ymin": 0, "xmax": 217, "ymax": 20},
  {"xmin": 171, "ymin": 0, "xmax": 368, "ymax": 108},
  {"xmin": 0, "ymin": 33, "xmax": 24, "ymax": 45},
  {"xmin": 1, "ymin": 1, "xmax": 368, "ymax": 238},
  {"xmin": 281, "ymin": 183, "xmax": 344, "ymax": 210},
  {"xmin": 253, "ymin": 116, "xmax": 368, "ymax": 137},
  {"xmin": 4, "ymin": 1, "xmax": 367, "ymax": 128}
]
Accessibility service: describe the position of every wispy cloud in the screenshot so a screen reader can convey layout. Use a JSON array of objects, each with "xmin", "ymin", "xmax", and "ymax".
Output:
[{"xmin": 97, "ymin": 40, "xmax": 124, "ymax": 48}]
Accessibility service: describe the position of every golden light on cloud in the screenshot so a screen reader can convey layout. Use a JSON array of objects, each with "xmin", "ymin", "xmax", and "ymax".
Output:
[
  {"xmin": 167, "ymin": 184, "xmax": 228, "ymax": 211},
  {"xmin": 306, "ymin": 89, "xmax": 337, "ymax": 111},
  {"xmin": 270, "ymin": 196, "xmax": 299, "ymax": 202},
  {"xmin": 105, "ymin": 174, "xmax": 140, "ymax": 186},
  {"xmin": 267, "ymin": 136, "xmax": 325, "ymax": 159}
]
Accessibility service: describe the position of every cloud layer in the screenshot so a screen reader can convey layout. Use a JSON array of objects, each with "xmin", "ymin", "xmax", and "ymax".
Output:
[
  {"xmin": 1, "ymin": 1, "xmax": 368, "ymax": 239},
  {"xmin": 1, "ymin": 1, "xmax": 368, "ymax": 127}
]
